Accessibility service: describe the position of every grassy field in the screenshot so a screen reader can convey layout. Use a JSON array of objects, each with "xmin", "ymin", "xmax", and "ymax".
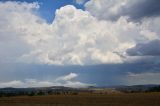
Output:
[{"xmin": 0, "ymin": 93, "xmax": 160, "ymax": 106}]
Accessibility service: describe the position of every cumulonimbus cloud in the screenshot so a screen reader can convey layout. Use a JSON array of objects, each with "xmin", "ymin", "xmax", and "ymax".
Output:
[{"xmin": 0, "ymin": 1, "xmax": 160, "ymax": 66}]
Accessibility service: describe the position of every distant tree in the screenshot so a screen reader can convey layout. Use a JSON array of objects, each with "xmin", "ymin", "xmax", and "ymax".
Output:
[
  {"xmin": 54, "ymin": 91, "xmax": 61, "ymax": 95},
  {"xmin": 28, "ymin": 91, "xmax": 35, "ymax": 96},
  {"xmin": 37, "ymin": 91, "xmax": 45, "ymax": 95},
  {"xmin": 148, "ymin": 86, "xmax": 160, "ymax": 92},
  {"xmin": 47, "ymin": 90, "xmax": 52, "ymax": 95},
  {"xmin": 0, "ymin": 93, "xmax": 2, "ymax": 97},
  {"xmin": 71, "ymin": 92, "xmax": 78, "ymax": 95}
]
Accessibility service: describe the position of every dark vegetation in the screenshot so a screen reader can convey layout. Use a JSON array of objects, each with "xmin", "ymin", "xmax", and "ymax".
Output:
[
  {"xmin": 0, "ymin": 85, "xmax": 160, "ymax": 97},
  {"xmin": 0, "ymin": 85, "xmax": 160, "ymax": 106},
  {"xmin": 0, "ymin": 86, "xmax": 83, "ymax": 97},
  {"xmin": 116, "ymin": 85, "xmax": 160, "ymax": 93},
  {"xmin": 148, "ymin": 86, "xmax": 160, "ymax": 92}
]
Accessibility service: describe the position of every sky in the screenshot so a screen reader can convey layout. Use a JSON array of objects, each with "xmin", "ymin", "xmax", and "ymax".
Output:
[{"xmin": 0, "ymin": 0, "xmax": 160, "ymax": 88}]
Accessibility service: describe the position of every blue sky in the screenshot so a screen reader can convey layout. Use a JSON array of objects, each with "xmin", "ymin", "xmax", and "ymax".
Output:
[
  {"xmin": 35, "ymin": 0, "xmax": 87, "ymax": 23},
  {"xmin": 39, "ymin": 0, "xmax": 76, "ymax": 23},
  {"xmin": 1, "ymin": 0, "xmax": 88, "ymax": 23},
  {"xmin": 0, "ymin": 0, "xmax": 160, "ymax": 88}
]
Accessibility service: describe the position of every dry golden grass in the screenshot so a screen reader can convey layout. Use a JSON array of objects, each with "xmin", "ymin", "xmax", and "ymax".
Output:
[{"xmin": 0, "ymin": 92, "xmax": 160, "ymax": 106}]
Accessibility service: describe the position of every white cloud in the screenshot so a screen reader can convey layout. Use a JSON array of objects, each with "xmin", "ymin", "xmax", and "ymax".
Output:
[
  {"xmin": 85, "ymin": 0, "xmax": 128, "ymax": 20},
  {"xmin": 0, "ymin": 1, "xmax": 45, "ymax": 63},
  {"xmin": 0, "ymin": 1, "xmax": 160, "ymax": 65},
  {"xmin": 0, "ymin": 79, "xmax": 54, "ymax": 88},
  {"xmin": 17, "ymin": 5, "xmax": 143, "ymax": 65},
  {"xmin": 56, "ymin": 73, "xmax": 78, "ymax": 81},
  {"xmin": 0, "ymin": 80, "xmax": 24, "ymax": 88},
  {"xmin": 0, "ymin": 73, "xmax": 93, "ymax": 88}
]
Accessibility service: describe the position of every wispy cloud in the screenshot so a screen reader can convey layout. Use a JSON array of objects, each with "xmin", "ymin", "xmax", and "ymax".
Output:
[{"xmin": 75, "ymin": 0, "xmax": 85, "ymax": 4}]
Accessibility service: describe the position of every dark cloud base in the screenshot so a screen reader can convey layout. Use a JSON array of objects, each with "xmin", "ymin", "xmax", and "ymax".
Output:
[
  {"xmin": 0, "ymin": 63, "xmax": 160, "ymax": 86},
  {"xmin": 124, "ymin": 0, "xmax": 160, "ymax": 21}
]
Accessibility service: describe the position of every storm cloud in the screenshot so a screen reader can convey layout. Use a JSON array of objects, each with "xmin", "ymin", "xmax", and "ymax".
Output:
[
  {"xmin": 0, "ymin": 0, "xmax": 160, "ymax": 87},
  {"xmin": 127, "ymin": 40, "xmax": 160, "ymax": 56},
  {"xmin": 85, "ymin": 0, "xmax": 160, "ymax": 21}
]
